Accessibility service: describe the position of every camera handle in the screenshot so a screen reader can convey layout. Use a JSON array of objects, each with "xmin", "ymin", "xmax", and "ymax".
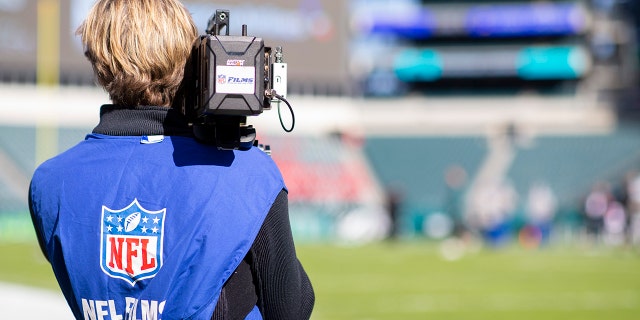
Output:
[{"xmin": 206, "ymin": 10, "xmax": 230, "ymax": 36}]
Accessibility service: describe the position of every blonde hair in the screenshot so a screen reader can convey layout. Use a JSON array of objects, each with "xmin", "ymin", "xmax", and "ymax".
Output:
[{"xmin": 77, "ymin": 0, "xmax": 198, "ymax": 107}]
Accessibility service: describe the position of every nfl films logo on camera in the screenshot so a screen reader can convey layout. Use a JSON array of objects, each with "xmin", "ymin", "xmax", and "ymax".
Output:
[{"xmin": 100, "ymin": 199, "xmax": 166, "ymax": 286}]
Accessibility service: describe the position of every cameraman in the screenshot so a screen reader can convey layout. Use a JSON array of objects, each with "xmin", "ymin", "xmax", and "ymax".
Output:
[{"xmin": 28, "ymin": 0, "xmax": 314, "ymax": 319}]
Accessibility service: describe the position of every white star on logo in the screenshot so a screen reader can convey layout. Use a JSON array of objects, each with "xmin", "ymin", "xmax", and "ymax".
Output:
[
  {"xmin": 117, "ymin": 226, "xmax": 123, "ymax": 232},
  {"xmin": 153, "ymin": 217, "xmax": 160, "ymax": 224},
  {"xmin": 117, "ymin": 216, "xmax": 123, "ymax": 223},
  {"xmin": 107, "ymin": 226, "xmax": 113, "ymax": 232},
  {"xmin": 142, "ymin": 216, "xmax": 149, "ymax": 224},
  {"xmin": 141, "ymin": 226, "xmax": 148, "ymax": 233},
  {"xmin": 106, "ymin": 215, "xmax": 114, "ymax": 222},
  {"xmin": 151, "ymin": 227, "xmax": 159, "ymax": 233}
]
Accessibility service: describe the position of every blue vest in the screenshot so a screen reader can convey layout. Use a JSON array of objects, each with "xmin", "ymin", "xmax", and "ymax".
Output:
[{"xmin": 29, "ymin": 134, "xmax": 285, "ymax": 320}]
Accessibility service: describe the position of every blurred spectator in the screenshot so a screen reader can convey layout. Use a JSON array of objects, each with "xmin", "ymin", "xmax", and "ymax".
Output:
[
  {"xmin": 583, "ymin": 182, "xmax": 611, "ymax": 244},
  {"xmin": 443, "ymin": 165, "xmax": 468, "ymax": 239},
  {"xmin": 385, "ymin": 185, "xmax": 404, "ymax": 240},
  {"xmin": 631, "ymin": 211, "xmax": 640, "ymax": 248},
  {"xmin": 624, "ymin": 171, "xmax": 640, "ymax": 247},
  {"xmin": 472, "ymin": 178, "xmax": 518, "ymax": 247},
  {"xmin": 524, "ymin": 181, "xmax": 558, "ymax": 246},
  {"xmin": 603, "ymin": 200, "xmax": 627, "ymax": 246}
]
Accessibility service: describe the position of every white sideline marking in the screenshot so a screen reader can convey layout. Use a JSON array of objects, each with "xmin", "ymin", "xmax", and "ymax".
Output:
[{"xmin": 0, "ymin": 282, "xmax": 72, "ymax": 319}]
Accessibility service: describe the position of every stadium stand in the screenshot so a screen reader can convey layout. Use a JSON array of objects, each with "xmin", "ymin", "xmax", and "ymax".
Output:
[
  {"xmin": 364, "ymin": 136, "xmax": 487, "ymax": 207},
  {"xmin": 508, "ymin": 126, "xmax": 640, "ymax": 209}
]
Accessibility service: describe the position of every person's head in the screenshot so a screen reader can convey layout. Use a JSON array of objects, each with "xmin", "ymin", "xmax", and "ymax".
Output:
[{"xmin": 77, "ymin": 0, "xmax": 198, "ymax": 107}]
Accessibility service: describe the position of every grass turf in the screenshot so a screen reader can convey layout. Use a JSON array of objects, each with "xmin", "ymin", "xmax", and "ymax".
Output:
[
  {"xmin": 296, "ymin": 241, "xmax": 640, "ymax": 320},
  {"xmin": 1, "ymin": 241, "xmax": 639, "ymax": 319},
  {"xmin": 0, "ymin": 242, "xmax": 58, "ymax": 290}
]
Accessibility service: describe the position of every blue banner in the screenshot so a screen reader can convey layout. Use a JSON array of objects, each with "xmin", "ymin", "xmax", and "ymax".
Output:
[{"xmin": 357, "ymin": 2, "xmax": 587, "ymax": 39}]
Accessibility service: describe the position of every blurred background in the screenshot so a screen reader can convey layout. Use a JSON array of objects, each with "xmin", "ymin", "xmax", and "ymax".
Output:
[{"xmin": 1, "ymin": 0, "xmax": 640, "ymax": 319}]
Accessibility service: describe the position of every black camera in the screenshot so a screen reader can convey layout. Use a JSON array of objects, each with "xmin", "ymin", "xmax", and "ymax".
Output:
[{"xmin": 184, "ymin": 10, "xmax": 290, "ymax": 150}]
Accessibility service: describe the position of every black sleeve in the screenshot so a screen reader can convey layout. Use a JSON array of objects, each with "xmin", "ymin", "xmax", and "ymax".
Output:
[{"xmin": 250, "ymin": 189, "xmax": 315, "ymax": 320}]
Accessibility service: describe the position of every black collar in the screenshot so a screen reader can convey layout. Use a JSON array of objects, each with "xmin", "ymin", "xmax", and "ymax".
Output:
[{"xmin": 92, "ymin": 105, "xmax": 193, "ymax": 137}]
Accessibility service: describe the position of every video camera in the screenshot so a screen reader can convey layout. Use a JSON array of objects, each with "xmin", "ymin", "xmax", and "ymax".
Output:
[{"xmin": 184, "ymin": 9, "xmax": 292, "ymax": 150}]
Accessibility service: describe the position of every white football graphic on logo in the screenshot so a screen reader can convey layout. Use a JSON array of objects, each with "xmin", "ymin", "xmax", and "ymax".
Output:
[{"xmin": 124, "ymin": 212, "xmax": 141, "ymax": 232}]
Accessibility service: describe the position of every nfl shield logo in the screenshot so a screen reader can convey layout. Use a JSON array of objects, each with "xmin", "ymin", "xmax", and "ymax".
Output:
[
  {"xmin": 100, "ymin": 199, "xmax": 166, "ymax": 286},
  {"xmin": 218, "ymin": 74, "xmax": 227, "ymax": 84}
]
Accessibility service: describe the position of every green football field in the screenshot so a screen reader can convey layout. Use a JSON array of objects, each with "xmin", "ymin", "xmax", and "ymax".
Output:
[{"xmin": 2, "ymin": 240, "xmax": 639, "ymax": 319}]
